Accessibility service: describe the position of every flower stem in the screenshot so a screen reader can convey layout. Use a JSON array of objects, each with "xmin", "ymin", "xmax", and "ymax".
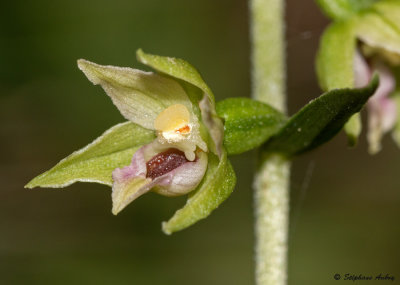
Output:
[{"xmin": 250, "ymin": 0, "xmax": 290, "ymax": 285}]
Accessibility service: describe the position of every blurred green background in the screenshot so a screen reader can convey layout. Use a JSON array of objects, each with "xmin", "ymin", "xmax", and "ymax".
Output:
[{"xmin": 1, "ymin": 0, "xmax": 399, "ymax": 284}]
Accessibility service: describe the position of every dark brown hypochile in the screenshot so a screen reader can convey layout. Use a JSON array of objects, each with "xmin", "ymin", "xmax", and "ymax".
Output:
[{"xmin": 146, "ymin": 148, "xmax": 189, "ymax": 179}]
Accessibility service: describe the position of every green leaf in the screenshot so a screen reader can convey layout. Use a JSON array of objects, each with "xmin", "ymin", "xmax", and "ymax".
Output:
[
  {"xmin": 316, "ymin": 0, "xmax": 378, "ymax": 20},
  {"xmin": 25, "ymin": 122, "xmax": 155, "ymax": 188},
  {"xmin": 162, "ymin": 151, "xmax": 236, "ymax": 234},
  {"xmin": 216, "ymin": 97, "xmax": 287, "ymax": 155},
  {"xmin": 264, "ymin": 75, "xmax": 379, "ymax": 156}
]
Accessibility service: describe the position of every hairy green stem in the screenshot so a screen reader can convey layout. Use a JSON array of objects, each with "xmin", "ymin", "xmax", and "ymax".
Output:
[
  {"xmin": 253, "ymin": 154, "xmax": 290, "ymax": 285},
  {"xmin": 250, "ymin": 0, "xmax": 290, "ymax": 284}
]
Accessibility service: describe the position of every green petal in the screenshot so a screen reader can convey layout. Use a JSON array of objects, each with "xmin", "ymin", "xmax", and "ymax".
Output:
[
  {"xmin": 25, "ymin": 122, "xmax": 155, "ymax": 188},
  {"xmin": 136, "ymin": 49, "xmax": 224, "ymax": 157},
  {"xmin": 77, "ymin": 59, "xmax": 194, "ymax": 130},
  {"xmin": 216, "ymin": 97, "xmax": 287, "ymax": 155},
  {"xmin": 264, "ymin": 75, "xmax": 379, "ymax": 156},
  {"xmin": 162, "ymin": 151, "xmax": 236, "ymax": 235},
  {"xmin": 316, "ymin": 0, "xmax": 378, "ymax": 20}
]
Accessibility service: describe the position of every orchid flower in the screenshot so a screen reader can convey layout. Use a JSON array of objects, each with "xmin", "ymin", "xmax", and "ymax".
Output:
[
  {"xmin": 316, "ymin": 0, "xmax": 400, "ymax": 154},
  {"xmin": 76, "ymin": 59, "xmax": 211, "ymax": 215},
  {"xmin": 26, "ymin": 49, "xmax": 235, "ymax": 234}
]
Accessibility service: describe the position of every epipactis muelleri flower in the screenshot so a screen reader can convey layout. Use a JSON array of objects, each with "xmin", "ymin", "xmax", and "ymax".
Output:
[
  {"xmin": 316, "ymin": 0, "xmax": 400, "ymax": 154},
  {"xmin": 25, "ymin": 45, "xmax": 379, "ymax": 233},
  {"xmin": 26, "ymin": 49, "xmax": 236, "ymax": 234}
]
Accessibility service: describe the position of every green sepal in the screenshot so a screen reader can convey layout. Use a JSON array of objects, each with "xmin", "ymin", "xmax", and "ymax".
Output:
[
  {"xmin": 136, "ymin": 49, "xmax": 224, "ymax": 158},
  {"xmin": 264, "ymin": 75, "xmax": 379, "ymax": 156},
  {"xmin": 216, "ymin": 97, "xmax": 287, "ymax": 155},
  {"xmin": 136, "ymin": 49, "xmax": 215, "ymax": 104},
  {"xmin": 316, "ymin": 0, "xmax": 378, "ymax": 20},
  {"xmin": 25, "ymin": 122, "xmax": 155, "ymax": 188},
  {"xmin": 355, "ymin": 10, "xmax": 400, "ymax": 58},
  {"xmin": 162, "ymin": 151, "xmax": 236, "ymax": 235},
  {"xmin": 316, "ymin": 20, "xmax": 357, "ymax": 91},
  {"xmin": 372, "ymin": 0, "xmax": 400, "ymax": 32},
  {"xmin": 316, "ymin": 20, "xmax": 365, "ymax": 144},
  {"xmin": 344, "ymin": 114, "xmax": 362, "ymax": 146},
  {"xmin": 77, "ymin": 59, "xmax": 195, "ymax": 131}
]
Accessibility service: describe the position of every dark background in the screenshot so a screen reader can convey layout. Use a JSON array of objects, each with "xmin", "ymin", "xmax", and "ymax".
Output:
[{"xmin": 1, "ymin": 0, "xmax": 399, "ymax": 284}]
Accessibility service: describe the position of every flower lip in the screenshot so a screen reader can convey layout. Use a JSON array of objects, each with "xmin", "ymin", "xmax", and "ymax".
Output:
[
  {"xmin": 146, "ymin": 148, "xmax": 190, "ymax": 179},
  {"xmin": 111, "ymin": 142, "xmax": 208, "ymax": 214}
]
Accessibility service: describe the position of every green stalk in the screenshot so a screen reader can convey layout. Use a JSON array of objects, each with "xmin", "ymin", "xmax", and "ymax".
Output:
[{"xmin": 250, "ymin": 0, "xmax": 290, "ymax": 284}]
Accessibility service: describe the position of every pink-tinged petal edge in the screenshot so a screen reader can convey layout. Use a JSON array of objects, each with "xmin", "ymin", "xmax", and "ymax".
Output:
[
  {"xmin": 111, "ymin": 142, "xmax": 208, "ymax": 215},
  {"xmin": 366, "ymin": 62, "xmax": 397, "ymax": 154},
  {"xmin": 354, "ymin": 49, "xmax": 372, "ymax": 88}
]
